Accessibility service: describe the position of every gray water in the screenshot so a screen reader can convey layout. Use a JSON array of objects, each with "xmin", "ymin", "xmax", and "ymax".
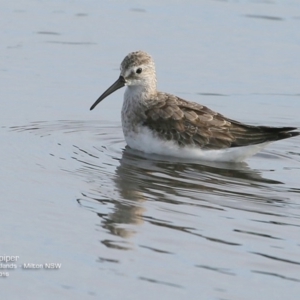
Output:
[{"xmin": 1, "ymin": 1, "xmax": 300, "ymax": 299}]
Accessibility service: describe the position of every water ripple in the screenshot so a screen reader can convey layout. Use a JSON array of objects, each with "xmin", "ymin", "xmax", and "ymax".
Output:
[{"xmin": 10, "ymin": 120, "xmax": 300, "ymax": 287}]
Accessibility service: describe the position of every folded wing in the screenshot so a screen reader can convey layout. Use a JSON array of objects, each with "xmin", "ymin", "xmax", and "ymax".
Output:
[{"xmin": 143, "ymin": 93, "xmax": 299, "ymax": 150}]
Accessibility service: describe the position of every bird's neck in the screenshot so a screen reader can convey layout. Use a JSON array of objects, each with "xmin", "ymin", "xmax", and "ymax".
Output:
[
  {"xmin": 122, "ymin": 84, "xmax": 156, "ymax": 128},
  {"xmin": 125, "ymin": 84, "xmax": 156, "ymax": 105}
]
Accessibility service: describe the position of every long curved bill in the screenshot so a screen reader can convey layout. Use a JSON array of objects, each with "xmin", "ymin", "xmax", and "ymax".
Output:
[{"xmin": 90, "ymin": 76, "xmax": 126, "ymax": 110}]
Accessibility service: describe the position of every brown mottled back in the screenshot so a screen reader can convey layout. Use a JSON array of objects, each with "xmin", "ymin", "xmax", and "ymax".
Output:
[{"xmin": 143, "ymin": 92, "xmax": 299, "ymax": 149}]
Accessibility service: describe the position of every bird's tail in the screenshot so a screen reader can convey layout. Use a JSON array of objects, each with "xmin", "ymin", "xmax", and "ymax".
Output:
[{"xmin": 231, "ymin": 125, "xmax": 299, "ymax": 147}]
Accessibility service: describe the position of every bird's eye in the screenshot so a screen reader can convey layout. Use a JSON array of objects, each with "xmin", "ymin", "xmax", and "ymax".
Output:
[{"xmin": 136, "ymin": 68, "xmax": 142, "ymax": 74}]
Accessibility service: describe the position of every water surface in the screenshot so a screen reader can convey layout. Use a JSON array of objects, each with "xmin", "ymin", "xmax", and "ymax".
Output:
[{"xmin": 1, "ymin": 1, "xmax": 300, "ymax": 299}]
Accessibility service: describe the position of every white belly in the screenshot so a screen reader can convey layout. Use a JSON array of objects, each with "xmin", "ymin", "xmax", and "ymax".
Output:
[{"xmin": 124, "ymin": 126, "xmax": 270, "ymax": 163}]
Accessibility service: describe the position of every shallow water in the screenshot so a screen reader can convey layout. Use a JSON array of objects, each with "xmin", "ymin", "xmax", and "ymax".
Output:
[{"xmin": 2, "ymin": 0, "xmax": 300, "ymax": 299}]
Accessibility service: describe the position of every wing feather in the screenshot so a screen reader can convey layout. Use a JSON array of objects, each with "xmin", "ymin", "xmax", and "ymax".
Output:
[{"xmin": 142, "ymin": 92, "xmax": 299, "ymax": 149}]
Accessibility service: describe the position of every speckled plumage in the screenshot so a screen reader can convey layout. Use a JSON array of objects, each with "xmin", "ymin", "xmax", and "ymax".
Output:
[{"xmin": 90, "ymin": 51, "xmax": 299, "ymax": 162}]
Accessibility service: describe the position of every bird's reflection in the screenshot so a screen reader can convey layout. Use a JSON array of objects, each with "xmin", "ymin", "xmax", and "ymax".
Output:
[
  {"xmin": 8, "ymin": 120, "xmax": 289, "ymax": 243},
  {"xmin": 115, "ymin": 147, "xmax": 282, "ymax": 201},
  {"xmin": 83, "ymin": 147, "xmax": 283, "ymax": 240}
]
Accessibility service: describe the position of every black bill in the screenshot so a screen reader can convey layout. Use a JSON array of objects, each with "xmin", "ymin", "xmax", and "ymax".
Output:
[{"xmin": 90, "ymin": 75, "xmax": 126, "ymax": 110}]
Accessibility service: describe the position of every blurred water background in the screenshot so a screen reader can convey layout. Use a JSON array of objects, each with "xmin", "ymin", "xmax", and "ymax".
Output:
[{"xmin": 1, "ymin": 1, "xmax": 300, "ymax": 299}]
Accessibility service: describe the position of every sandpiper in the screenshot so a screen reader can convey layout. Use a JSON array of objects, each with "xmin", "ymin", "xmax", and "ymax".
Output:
[{"xmin": 90, "ymin": 51, "xmax": 299, "ymax": 162}]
